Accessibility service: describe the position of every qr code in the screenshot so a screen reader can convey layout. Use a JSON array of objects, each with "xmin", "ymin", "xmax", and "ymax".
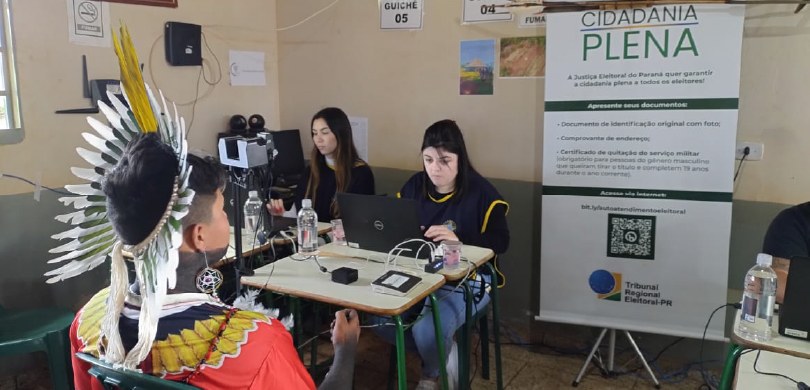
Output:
[{"xmin": 606, "ymin": 213, "xmax": 656, "ymax": 260}]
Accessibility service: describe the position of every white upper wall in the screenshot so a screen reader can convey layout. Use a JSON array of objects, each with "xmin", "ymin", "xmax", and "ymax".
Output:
[
  {"xmin": 277, "ymin": 1, "xmax": 810, "ymax": 204},
  {"xmin": 735, "ymin": 4, "xmax": 810, "ymax": 204},
  {"xmin": 276, "ymin": 1, "xmax": 544, "ymax": 184},
  {"xmin": 3, "ymin": 1, "xmax": 809, "ymax": 205},
  {"xmin": 0, "ymin": 0, "xmax": 280, "ymax": 196}
]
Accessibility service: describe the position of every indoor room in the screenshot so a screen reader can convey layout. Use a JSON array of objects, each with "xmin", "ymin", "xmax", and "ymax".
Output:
[{"xmin": 1, "ymin": 1, "xmax": 808, "ymax": 389}]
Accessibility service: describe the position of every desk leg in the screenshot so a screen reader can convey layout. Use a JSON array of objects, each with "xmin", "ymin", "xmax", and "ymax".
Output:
[
  {"xmin": 291, "ymin": 297, "xmax": 303, "ymax": 359},
  {"xmin": 486, "ymin": 262, "xmax": 503, "ymax": 390},
  {"xmin": 429, "ymin": 293, "xmax": 449, "ymax": 390},
  {"xmin": 394, "ymin": 315, "xmax": 407, "ymax": 390},
  {"xmin": 718, "ymin": 343, "xmax": 744, "ymax": 390},
  {"xmin": 459, "ymin": 282, "xmax": 473, "ymax": 390},
  {"xmin": 310, "ymin": 306, "xmax": 320, "ymax": 369}
]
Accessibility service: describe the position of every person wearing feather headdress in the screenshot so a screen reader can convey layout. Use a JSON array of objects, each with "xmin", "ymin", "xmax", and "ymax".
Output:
[{"xmin": 50, "ymin": 26, "xmax": 360, "ymax": 389}]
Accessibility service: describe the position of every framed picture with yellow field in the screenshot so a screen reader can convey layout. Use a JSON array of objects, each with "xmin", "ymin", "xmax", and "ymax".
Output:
[{"xmin": 102, "ymin": 0, "xmax": 177, "ymax": 7}]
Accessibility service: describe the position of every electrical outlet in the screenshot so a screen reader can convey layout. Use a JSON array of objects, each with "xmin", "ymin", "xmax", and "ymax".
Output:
[{"xmin": 735, "ymin": 142, "xmax": 764, "ymax": 161}]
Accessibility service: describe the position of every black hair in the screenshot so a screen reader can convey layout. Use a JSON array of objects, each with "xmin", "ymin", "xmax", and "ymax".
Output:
[
  {"xmin": 307, "ymin": 107, "xmax": 365, "ymax": 217},
  {"xmin": 420, "ymin": 119, "xmax": 476, "ymax": 201},
  {"xmin": 103, "ymin": 133, "xmax": 179, "ymax": 245},
  {"xmin": 182, "ymin": 154, "xmax": 227, "ymax": 228},
  {"xmin": 103, "ymin": 134, "xmax": 226, "ymax": 245}
]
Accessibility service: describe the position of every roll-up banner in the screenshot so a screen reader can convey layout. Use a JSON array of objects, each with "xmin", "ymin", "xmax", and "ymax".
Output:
[{"xmin": 540, "ymin": 5, "xmax": 745, "ymax": 341}]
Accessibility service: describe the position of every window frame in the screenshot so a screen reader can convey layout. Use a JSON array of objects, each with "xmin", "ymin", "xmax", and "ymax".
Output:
[{"xmin": 0, "ymin": 0, "xmax": 22, "ymax": 144}]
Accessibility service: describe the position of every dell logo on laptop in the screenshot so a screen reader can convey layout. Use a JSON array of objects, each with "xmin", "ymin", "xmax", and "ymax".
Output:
[{"xmin": 373, "ymin": 220, "xmax": 385, "ymax": 231}]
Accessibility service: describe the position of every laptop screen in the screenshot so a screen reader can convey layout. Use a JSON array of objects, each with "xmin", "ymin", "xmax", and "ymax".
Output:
[
  {"xmin": 336, "ymin": 193, "xmax": 424, "ymax": 254},
  {"xmin": 780, "ymin": 256, "xmax": 810, "ymax": 339}
]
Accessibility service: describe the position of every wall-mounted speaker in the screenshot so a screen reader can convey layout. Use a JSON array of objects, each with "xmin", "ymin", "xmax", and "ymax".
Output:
[{"xmin": 165, "ymin": 21, "xmax": 202, "ymax": 66}]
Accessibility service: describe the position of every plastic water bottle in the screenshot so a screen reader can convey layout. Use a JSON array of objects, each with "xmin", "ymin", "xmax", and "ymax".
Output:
[
  {"xmin": 737, "ymin": 253, "xmax": 778, "ymax": 342},
  {"xmin": 243, "ymin": 190, "xmax": 263, "ymax": 234},
  {"xmin": 297, "ymin": 199, "xmax": 318, "ymax": 254}
]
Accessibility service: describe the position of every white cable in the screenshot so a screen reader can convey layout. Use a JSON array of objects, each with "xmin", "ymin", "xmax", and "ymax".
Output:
[
  {"xmin": 385, "ymin": 238, "xmax": 436, "ymax": 271},
  {"xmin": 276, "ymin": 0, "xmax": 341, "ymax": 32}
]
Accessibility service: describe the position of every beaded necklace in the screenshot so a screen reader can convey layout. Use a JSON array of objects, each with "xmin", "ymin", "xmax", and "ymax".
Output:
[{"xmin": 183, "ymin": 307, "xmax": 239, "ymax": 384}]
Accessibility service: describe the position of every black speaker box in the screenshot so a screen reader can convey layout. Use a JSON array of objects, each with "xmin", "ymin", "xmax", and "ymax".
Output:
[{"xmin": 165, "ymin": 21, "xmax": 202, "ymax": 66}]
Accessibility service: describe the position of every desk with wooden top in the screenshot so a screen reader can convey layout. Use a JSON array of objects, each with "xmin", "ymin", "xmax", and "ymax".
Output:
[
  {"xmin": 278, "ymin": 242, "xmax": 498, "ymax": 390},
  {"xmin": 719, "ymin": 310, "xmax": 810, "ymax": 389},
  {"xmin": 241, "ymin": 242, "xmax": 451, "ymax": 390},
  {"xmin": 734, "ymin": 350, "xmax": 809, "ymax": 389}
]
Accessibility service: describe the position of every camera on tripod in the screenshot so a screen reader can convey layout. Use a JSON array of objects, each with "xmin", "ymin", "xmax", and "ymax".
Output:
[{"xmin": 217, "ymin": 136, "xmax": 270, "ymax": 168}]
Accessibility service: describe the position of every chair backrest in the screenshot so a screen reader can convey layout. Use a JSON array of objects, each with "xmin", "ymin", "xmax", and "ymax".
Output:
[{"xmin": 75, "ymin": 353, "xmax": 198, "ymax": 390}]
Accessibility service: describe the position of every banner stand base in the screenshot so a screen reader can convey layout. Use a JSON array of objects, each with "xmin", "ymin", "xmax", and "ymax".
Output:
[{"xmin": 571, "ymin": 328, "xmax": 661, "ymax": 389}]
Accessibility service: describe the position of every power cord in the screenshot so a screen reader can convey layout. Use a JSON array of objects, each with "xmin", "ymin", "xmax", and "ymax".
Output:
[
  {"xmin": 279, "ymin": 230, "xmax": 329, "ymax": 274},
  {"xmin": 0, "ymin": 173, "xmax": 73, "ymax": 196},
  {"xmin": 733, "ymin": 146, "xmax": 750, "ymax": 182},
  {"xmin": 699, "ymin": 302, "xmax": 741, "ymax": 389},
  {"xmin": 752, "ymin": 350, "xmax": 807, "ymax": 389}
]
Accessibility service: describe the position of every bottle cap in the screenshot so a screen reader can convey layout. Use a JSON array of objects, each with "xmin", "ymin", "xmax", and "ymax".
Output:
[
  {"xmin": 248, "ymin": 190, "xmax": 259, "ymax": 198},
  {"xmin": 302, "ymin": 199, "xmax": 312, "ymax": 208},
  {"xmin": 756, "ymin": 253, "xmax": 773, "ymax": 266}
]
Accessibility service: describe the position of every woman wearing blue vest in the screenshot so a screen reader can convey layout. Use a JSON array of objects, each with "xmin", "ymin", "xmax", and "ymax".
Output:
[
  {"xmin": 381, "ymin": 119, "xmax": 510, "ymax": 390},
  {"xmin": 267, "ymin": 107, "xmax": 375, "ymax": 222}
]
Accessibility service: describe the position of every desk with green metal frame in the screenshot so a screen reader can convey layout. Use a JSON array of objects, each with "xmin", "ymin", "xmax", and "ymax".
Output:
[
  {"xmin": 439, "ymin": 247, "xmax": 500, "ymax": 390},
  {"xmin": 719, "ymin": 310, "xmax": 810, "ymax": 390},
  {"xmin": 241, "ymin": 243, "xmax": 450, "ymax": 390}
]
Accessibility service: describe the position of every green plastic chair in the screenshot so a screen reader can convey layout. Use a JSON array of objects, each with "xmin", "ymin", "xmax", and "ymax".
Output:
[
  {"xmin": 0, "ymin": 305, "xmax": 76, "ymax": 390},
  {"xmin": 75, "ymin": 353, "xmax": 199, "ymax": 389}
]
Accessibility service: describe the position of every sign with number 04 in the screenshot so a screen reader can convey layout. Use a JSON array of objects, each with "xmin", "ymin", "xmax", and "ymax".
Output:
[
  {"xmin": 462, "ymin": 0, "xmax": 513, "ymax": 23},
  {"xmin": 380, "ymin": 0, "xmax": 423, "ymax": 30}
]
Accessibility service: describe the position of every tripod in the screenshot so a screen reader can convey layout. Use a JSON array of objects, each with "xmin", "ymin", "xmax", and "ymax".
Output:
[
  {"xmin": 572, "ymin": 328, "xmax": 660, "ymax": 388},
  {"xmin": 230, "ymin": 168, "xmax": 255, "ymax": 296}
]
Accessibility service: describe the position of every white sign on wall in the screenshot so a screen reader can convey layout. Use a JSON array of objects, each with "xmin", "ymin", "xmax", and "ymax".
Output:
[
  {"xmin": 380, "ymin": 0, "xmax": 424, "ymax": 30},
  {"xmin": 66, "ymin": 0, "xmax": 111, "ymax": 47},
  {"xmin": 462, "ymin": 0, "xmax": 513, "ymax": 23},
  {"xmin": 518, "ymin": 13, "xmax": 546, "ymax": 27}
]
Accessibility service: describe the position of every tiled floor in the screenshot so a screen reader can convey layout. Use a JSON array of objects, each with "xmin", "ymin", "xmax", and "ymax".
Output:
[
  {"xmin": 308, "ymin": 319, "xmax": 710, "ymax": 390},
  {"xmin": 0, "ymin": 319, "xmax": 714, "ymax": 389}
]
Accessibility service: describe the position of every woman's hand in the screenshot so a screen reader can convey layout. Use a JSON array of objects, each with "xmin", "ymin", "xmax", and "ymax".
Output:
[
  {"xmin": 266, "ymin": 199, "xmax": 285, "ymax": 216},
  {"xmin": 423, "ymin": 225, "xmax": 459, "ymax": 242}
]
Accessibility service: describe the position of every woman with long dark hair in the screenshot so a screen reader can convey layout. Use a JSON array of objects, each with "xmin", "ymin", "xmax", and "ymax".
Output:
[
  {"xmin": 379, "ymin": 119, "xmax": 510, "ymax": 389},
  {"xmin": 268, "ymin": 107, "xmax": 374, "ymax": 222}
]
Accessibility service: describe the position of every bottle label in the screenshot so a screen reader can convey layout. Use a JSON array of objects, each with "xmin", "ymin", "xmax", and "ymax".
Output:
[{"xmin": 742, "ymin": 295, "xmax": 758, "ymax": 323}]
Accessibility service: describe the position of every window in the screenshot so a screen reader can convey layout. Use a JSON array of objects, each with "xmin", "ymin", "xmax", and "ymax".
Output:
[{"xmin": 0, "ymin": 0, "xmax": 21, "ymax": 144}]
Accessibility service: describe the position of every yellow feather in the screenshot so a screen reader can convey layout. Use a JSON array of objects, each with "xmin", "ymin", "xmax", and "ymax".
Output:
[{"xmin": 112, "ymin": 25, "xmax": 157, "ymax": 133}]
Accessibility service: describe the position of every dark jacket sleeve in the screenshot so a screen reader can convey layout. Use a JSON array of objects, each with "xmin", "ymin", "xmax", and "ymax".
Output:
[
  {"xmin": 349, "ymin": 164, "xmax": 375, "ymax": 195},
  {"xmin": 481, "ymin": 202, "xmax": 510, "ymax": 255},
  {"xmin": 762, "ymin": 205, "xmax": 810, "ymax": 259}
]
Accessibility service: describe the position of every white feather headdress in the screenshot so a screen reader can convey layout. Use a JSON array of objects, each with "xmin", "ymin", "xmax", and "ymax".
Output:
[{"xmin": 47, "ymin": 25, "xmax": 194, "ymax": 370}]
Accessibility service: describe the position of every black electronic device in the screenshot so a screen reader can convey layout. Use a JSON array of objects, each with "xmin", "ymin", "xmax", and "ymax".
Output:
[
  {"xmin": 336, "ymin": 193, "xmax": 424, "ymax": 254},
  {"xmin": 229, "ymin": 115, "xmax": 248, "ymax": 131},
  {"xmin": 165, "ymin": 21, "xmax": 202, "ymax": 66},
  {"xmin": 779, "ymin": 256, "xmax": 810, "ymax": 340},
  {"xmin": 270, "ymin": 129, "xmax": 305, "ymax": 187},
  {"xmin": 56, "ymin": 55, "xmax": 126, "ymax": 114},
  {"xmin": 248, "ymin": 114, "xmax": 265, "ymax": 129},
  {"xmin": 331, "ymin": 267, "xmax": 359, "ymax": 285},
  {"xmin": 424, "ymin": 259, "xmax": 444, "ymax": 273},
  {"xmin": 371, "ymin": 270, "xmax": 422, "ymax": 296}
]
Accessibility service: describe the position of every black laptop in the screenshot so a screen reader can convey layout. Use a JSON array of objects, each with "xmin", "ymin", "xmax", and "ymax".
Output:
[
  {"xmin": 336, "ymin": 193, "xmax": 424, "ymax": 254},
  {"xmin": 779, "ymin": 256, "xmax": 810, "ymax": 340}
]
